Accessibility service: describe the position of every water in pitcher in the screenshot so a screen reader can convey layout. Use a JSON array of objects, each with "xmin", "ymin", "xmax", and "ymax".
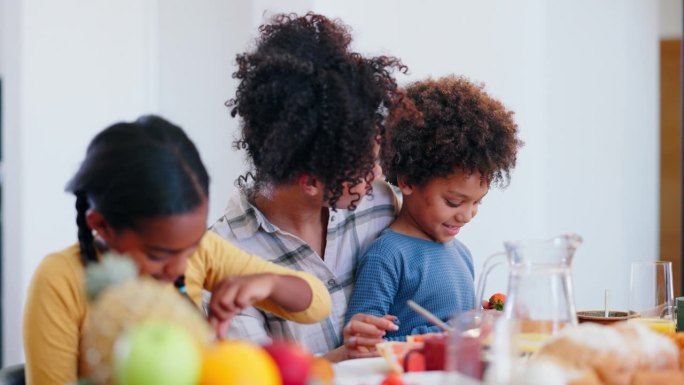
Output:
[{"xmin": 476, "ymin": 233, "xmax": 582, "ymax": 353}]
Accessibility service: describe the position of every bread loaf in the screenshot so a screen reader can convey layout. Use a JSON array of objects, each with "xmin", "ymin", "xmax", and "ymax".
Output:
[{"xmin": 529, "ymin": 322, "xmax": 679, "ymax": 385}]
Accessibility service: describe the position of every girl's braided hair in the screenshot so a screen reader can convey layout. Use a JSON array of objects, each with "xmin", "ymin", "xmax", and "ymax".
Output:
[{"xmin": 66, "ymin": 115, "xmax": 209, "ymax": 264}]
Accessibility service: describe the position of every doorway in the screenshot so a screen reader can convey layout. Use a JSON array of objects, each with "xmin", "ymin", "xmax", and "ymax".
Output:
[{"xmin": 659, "ymin": 38, "xmax": 682, "ymax": 296}]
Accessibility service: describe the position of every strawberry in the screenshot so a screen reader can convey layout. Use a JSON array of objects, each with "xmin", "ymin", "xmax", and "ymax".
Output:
[
  {"xmin": 403, "ymin": 350, "xmax": 426, "ymax": 372},
  {"xmin": 488, "ymin": 293, "xmax": 506, "ymax": 311}
]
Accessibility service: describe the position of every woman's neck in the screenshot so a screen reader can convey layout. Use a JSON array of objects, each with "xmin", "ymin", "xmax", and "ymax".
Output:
[{"xmin": 253, "ymin": 185, "xmax": 329, "ymax": 258}]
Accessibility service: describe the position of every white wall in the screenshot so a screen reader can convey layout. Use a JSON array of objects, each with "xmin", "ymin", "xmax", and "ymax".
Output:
[
  {"xmin": 660, "ymin": 0, "xmax": 683, "ymax": 38},
  {"xmin": 154, "ymin": 0, "xmax": 314, "ymax": 222},
  {"xmin": 314, "ymin": 0, "xmax": 660, "ymax": 310},
  {"xmin": 1, "ymin": 0, "xmax": 157, "ymax": 365},
  {"xmin": 0, "ymin": 0, "xmax": 664, "ymax": 364},
  {"xmin": 0, "ymin": 0, "xmax": 317, "ymax": 365},
  {"xmin": 541, "ymin": 0, "xmax": 659, "ymax": 311},
  {"xmin": 155, "ymin": 0, "xmax": 252, "ymax": 221},
  {"xmin": 314, "ymin": 0, "xmax": 551, "ymax": 300}
]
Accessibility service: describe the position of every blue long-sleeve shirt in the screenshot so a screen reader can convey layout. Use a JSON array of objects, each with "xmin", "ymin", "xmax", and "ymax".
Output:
[{"xmin": 345, "ymin": 229, "xmax": 475, "ymax": 340}]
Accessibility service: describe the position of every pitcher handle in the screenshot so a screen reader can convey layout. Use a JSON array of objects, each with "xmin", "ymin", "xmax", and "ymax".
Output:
[{"xmin": 475, "ymin": 252, "xmax": 507, "ymax": 311}]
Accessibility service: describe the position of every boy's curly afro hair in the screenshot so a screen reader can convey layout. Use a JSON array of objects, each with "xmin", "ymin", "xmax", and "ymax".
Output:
[
  {"xmin": 383, "ymin": 75, "xmax": 523, "ymax": 188},
  {"xmin": 228, "ymin": 12, "xmax": 409, "ymax": 209}
]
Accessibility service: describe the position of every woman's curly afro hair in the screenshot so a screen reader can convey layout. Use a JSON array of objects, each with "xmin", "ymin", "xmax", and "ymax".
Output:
[
  {"xmin": 228, "ymin": 12, "xmax": 409, "ymax": 209},
  {"xmin": 383, "ymin": 75, "xmax": 523, "ymax": 188}
]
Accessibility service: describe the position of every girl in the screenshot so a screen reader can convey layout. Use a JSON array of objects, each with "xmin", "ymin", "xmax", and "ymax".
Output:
[{"xmin": 23, "ymin": 115, "xmax": 331, "ymax": 385}]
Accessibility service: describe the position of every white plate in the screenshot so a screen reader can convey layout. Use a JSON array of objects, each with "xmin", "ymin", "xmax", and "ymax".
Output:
[
  {"xmin": 334, "ymin": 357, "xmax": 388, "ymax": 378},
  {"xmin": 333, "ymin": 357, "xmax": 482, "ymax": 385}
]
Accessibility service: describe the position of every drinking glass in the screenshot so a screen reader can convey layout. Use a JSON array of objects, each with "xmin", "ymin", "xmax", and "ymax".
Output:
[
  {"xmin": 443, "ymin": 310, "xmax": 502, "ymax": 384},
  {"xmin": 628, "ymin": 260, "xmax": 675, "ymax": 334}
]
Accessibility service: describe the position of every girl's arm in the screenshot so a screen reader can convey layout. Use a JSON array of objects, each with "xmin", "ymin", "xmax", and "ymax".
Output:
[
  {"xmin": 23, "ymin": 251, "xmax": 83, "ymax": 385},
  {"xmin": 185, "ymin": 232, "xmax": 331, "ymax": 328},
  {"xmin": 268, "ymin": 275, "xmax": 312, "ymax": 311},
  {"xmin": 206, "ymin": 273, "xmax": 313, "ymax": 337}
]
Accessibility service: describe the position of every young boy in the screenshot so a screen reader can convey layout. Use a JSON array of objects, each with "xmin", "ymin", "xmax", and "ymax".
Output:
[{"xmin": 345, "ymin": 75, "xmax": 523, "ymax": 340}]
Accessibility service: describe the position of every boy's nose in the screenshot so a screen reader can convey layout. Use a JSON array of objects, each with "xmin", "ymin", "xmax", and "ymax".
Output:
[{"xmin": 456, "ymin": 207, "xmax": 474, "ymax": 224}]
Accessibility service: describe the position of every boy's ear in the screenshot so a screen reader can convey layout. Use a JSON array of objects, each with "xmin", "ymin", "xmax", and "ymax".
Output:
[
  {"xmin": 297, "ymin": 174, "xmax": 323, "ymax": 197},
  {"xmin": 396, "ymin": 176, "xmax": 414, "ymax": 196},
  {"xmin": 85, "ymin": 209, "xmax": 116, "ymax": 243}
]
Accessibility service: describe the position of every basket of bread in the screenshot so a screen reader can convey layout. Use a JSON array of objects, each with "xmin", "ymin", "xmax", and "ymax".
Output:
[{"xmin": 500, "ymin": 321, "xmax": 684, "ymax": 385}]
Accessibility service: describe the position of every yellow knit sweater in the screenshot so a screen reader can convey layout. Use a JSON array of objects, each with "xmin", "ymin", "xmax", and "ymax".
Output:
[{"xmin": 23, "ymin": 231, "xmax": 331, "ymax": 385}]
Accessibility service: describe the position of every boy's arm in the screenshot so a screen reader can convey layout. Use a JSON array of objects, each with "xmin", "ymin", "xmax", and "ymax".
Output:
[{"xmin": 345, "ymin": 247, "xmax": 400, "ymax": 325}]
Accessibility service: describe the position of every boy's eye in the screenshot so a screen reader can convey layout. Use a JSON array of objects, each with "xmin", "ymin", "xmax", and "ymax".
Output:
[{"xmin": 445, "ymin": 200, "xmax": 461, "ymax": 208}]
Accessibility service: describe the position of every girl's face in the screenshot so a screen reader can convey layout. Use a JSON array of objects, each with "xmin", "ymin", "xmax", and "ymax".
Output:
[
  {"xmin": 90, "ymin": 201, "xmax": 209, "ymax": 282},
  {"xmin": 398, "ymin": 171, "xmax": 489, "ymax": 243}
]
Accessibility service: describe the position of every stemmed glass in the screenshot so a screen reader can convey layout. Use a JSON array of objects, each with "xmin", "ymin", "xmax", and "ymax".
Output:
[{"xmin": 628, "ymin": 260, "xmax": 675, "ymax": 334}]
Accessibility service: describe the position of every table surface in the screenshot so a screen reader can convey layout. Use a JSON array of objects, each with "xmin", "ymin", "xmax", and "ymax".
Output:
[{"xmin": 333, "ymin": 357, "xmax": 483, "ymax": 385}]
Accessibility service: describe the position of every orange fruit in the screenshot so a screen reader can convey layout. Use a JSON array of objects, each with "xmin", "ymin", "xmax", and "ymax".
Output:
[
  {"xmin": 380, "ymin": 372, "xmax": 405, "ymax": 385},
  {"xmin": 309, "ymin": 357, "xmax": 334, "ymax": 385},
  {"xmin": 201, "ymin": 340, "xmax": 282, "ymax": 385}
]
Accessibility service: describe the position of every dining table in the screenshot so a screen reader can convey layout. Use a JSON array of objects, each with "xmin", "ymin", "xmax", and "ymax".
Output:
[{"xmin": 332, "ymin": 357, "xmax": 483, "ymax": 385}]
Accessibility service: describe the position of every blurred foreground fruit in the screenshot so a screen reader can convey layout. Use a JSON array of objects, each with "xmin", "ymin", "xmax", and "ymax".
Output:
[
  {"xmin": 309, "ymin": 357, "xmax": 334, "ymax": 385},
  {"xmin": 80, "ymin": 255, "xmax": 211, "ymax": 384},
  {"xmin": 380, "ymin": 371, "xmax": 404, "ymax": 385},
  {"xmin": 403, "ymin": 350, "xmax": 425, "ymax": 372},
  {"xmin": 113, "ymin": 320, "xmax": 201, "ymax": 385},
  {"xmin": 201, "ymin": 340, "xmax": 282, "ymax": 385},
  {"xmin": 263, "ymin": 341, "xmax": 313, "ymax": 385}
]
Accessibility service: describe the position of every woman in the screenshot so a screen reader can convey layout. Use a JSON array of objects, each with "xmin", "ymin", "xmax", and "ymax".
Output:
[
  {"xmin": 23, "ymin": 115, "xmax": 331, "ymax": 385},
  {"xmin": 211, "ymin": 13, "xmax": 416, "ymax": 361}
]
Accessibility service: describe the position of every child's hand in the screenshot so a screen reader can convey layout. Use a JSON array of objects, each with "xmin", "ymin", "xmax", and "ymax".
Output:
[
  {"xmin": 342, "ymin": 314, "xmax": 399, "ymax": 359},
  {"xmin": 207, "ymin": 274, "xmax": 277, "ymax": 338},
  {"xmin": 207, "ymin": 273, "xmax": 314, "ymax": 339}
]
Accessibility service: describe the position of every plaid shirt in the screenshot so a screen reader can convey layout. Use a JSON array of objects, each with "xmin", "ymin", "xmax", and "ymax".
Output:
[{"xmin": 208, "ymin": 182, "xmax": 399, "ymax": 354}]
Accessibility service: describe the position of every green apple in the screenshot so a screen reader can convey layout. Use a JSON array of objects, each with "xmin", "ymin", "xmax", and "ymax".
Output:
[{"xmin": 113, "ymin": 320, "xmax": 201, "ymax": 385}]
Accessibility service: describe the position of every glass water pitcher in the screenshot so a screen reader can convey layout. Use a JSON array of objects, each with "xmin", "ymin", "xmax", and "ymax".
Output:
[{"xmin": 475, "ymin": 233, "xmax": 582, "ymax": 351}]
